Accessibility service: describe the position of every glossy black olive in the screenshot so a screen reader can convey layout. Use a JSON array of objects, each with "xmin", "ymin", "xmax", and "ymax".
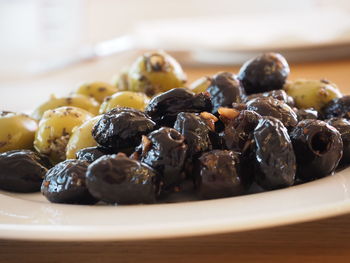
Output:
[
  {"xmin": 220, "ymin": 109, "xmax": 262, "ymax": 152},
  {"xmin": 41, "ymin": 159, "xmax": 97, "ymax": 204},
  {"xmin": 206, "ymin": 72, "xmax": 245, "ymax": 114},
  {"xmin": 134, "ymin": 127, "xmax": 188, "ymax": 190},
  {"xmin": 0, "ymin": 150, "xmax": 51, "ymax": 193},
  {"xmin": 174, "ymin": 112, "xmax": 221, "ymax": 179},
  {"xmin": 322, "ymin": 96, "xmax": 350, "ymax": 119},
  {"xmin": 326, "ymin": 118, "xmax": 350, "ymax": 164},
  {"xmin": 145, "ymin": 88, "xmax": 212, "ymax": 127},
  {"xmin": 194, "ymin": 150, "xmax": 245, "ymax": 199},
  {"xmin": 253, "ymin": 117, "xmax": 296, "ymax": 190},
  {"xmin": 86, "ymin": 153, "xmax": 158, "ymax": 204},
  {"xmin": 243, "ymin": 89, "xmax": 295, "ymax": 107},
  {"xmin": 246, "ymin": 97, "xmax": 298, "ymax": 129},
  {"xmin": 296, "ymin": 108, "xmax": 319, "ymax": 121},
  {"xmin": 238, "ymin": 52, "xmax": 290, "ymax": 94},
  {"xmin": 173, "ymin": 112, "xmax": 213, "ymax": 158},
  {"xmin": 76, "ymin": 146, "xmax": 113, "ymax": 163},
  {"xmin": 92, "ymin": 107, "xmax": 156, "ymax": 153},
  {"xmin": 290, "ymin": 119, "xmax": 342, "ymax": 181}
]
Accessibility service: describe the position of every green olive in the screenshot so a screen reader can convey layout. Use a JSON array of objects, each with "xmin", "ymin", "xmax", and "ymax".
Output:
[
  {"xmin": 284, "ymin": 79, "xmax": 343, "ymax": 110},
  {"xmin": 99, "ymin": 91, "xmax": 150, "ymax": 114},
  {"xmin": 34, "ymin": 106, "xmax": 93, "ymax": 163},
  {"xmin": 66, "ymin": 115, "xmax": 102, "ymax": 159},
  {"xmin": 112, "ymin": 68, "xmax": 129, "ymax": 91},
  {"xmin": 189, "ymin": 76, "xmax": 212, "ymax": 93},
  {"xmin": 75, "ymin": 81, "xmax": 118, "ymax": 103},
  {"xmin": 32, "ymin": 94, "xmax": 99, "ymax": 120},
  {"xmin": 0, "ymin": 111, "xmax": 38, "ymax": 153},
  {"xmin": 128, "ymin": 51, "xmax": 187, "ymax": 96}
]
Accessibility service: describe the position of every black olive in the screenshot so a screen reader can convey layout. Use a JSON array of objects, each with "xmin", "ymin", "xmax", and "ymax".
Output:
[
  {"xmin": 76, "ymin": 146, "xmax": 113, "ymax": 163},
  {"xmin": 0, "ymin": 150, "xmax": 51, "ymax": 193},
  {"xmin": 134, "ymin": 127, "xmax": 188, "ymax": 190},
  {"xmin": 194, "ymin": 150, "xmax": 245, "ymax": 199},
  {"xmin": 206, "ymin": 72, "xmax": 245, "ymax": 114},
  {"xmin": 145, "ymin": 88, "xmax": 212, "ymax": 127},
  {"xmin": 41, "ymin": 159, "xmax": 97, "ymax": 204},
  {"xmin": 253, "ymin": 117, "xmax": 296, "ymax": 190},
  {"xmin": 92, "ymin": 107, "xmax": 156, "ymax": 153},
  {"xmin": 86, "ymin": 153, "xmax": 158, "ymax": 204},
  {"xmin": 173, "ymin": 112, "xmax": 213, "ymax": 158},
  {"xmin": 246, "ymin": 97, "xmax": 298, "ymax": 129},
  {"xmin": 220, "ymin": 109, "xmax": 262, "ymax": 152},
  {"xmin": 174, "ymin": 112, "xmax": 221, "ymax": 179},
  {"xmin": 295, "ymin": 108, "xmax": 319, "ymax": 121},
  {"xmin": 238, "ymin": 52, "xmax": 290, "ymax": 94},
  {"xmin": 326, "ymin": 118, "xmax": 350, "ymax": 164},
  {"xmin": 290, "ymin": 119, "xmax": 342, "ymax": 181},
  {"xmin": 243, "ymin": 89, "xmax": 295, "ymax": 107},
  {"xmin": 322, "ymin": 96, "xmax": 350, "ymax": 119}
]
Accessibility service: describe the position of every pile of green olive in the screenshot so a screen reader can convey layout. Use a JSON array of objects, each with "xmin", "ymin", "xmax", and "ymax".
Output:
[{"xmin": 0, "ymin": 51, "xmax": 187, "ymax": 162}]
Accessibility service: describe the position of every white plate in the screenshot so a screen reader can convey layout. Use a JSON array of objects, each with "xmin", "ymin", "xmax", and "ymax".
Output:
[
  {"xmin": 1, "ymin": 53, "xmax": 350, "ymax": 241},
  {"xmin": 0, "ymin": 167, "xmax": 350, "ymax": 241}
]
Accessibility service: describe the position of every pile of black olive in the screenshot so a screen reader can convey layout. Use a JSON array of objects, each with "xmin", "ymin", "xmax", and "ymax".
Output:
[{"xmin": 1, "ymin": 52, "xmax": 350, "ymax": 206}]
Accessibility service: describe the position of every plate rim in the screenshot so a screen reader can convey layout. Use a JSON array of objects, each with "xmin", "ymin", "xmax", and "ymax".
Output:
[{"xmin": 0, "ymin": 168, "xmax": 350, "ymax": 241}]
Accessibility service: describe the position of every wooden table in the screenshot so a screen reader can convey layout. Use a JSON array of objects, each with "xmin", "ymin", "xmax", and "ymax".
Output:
[{"xmin": 1, "ymin": 53, "xmax": 350, "ymax": 263}]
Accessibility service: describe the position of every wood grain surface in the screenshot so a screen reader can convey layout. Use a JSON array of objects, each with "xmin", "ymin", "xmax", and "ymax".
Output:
[
  {"xmin": 1, "ymin": 54, "xmax": 350, "ymax": 263},
  {"xmin": 1, "ymin": 213, "xmax": 350, "ymax": 263}
]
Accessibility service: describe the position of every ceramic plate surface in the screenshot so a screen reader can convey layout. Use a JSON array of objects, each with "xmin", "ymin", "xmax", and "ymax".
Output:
[{"xmin": 0, "ymin": 168, "xmax": 350, "ymax": 241}]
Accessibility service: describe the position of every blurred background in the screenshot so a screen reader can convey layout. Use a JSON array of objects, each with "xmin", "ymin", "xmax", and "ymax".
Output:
[
  {"xmin": 1, "ymin": 0, "xmax": 350, "ymax": 111},
  {"xmin": 1, "ymin": 0, "xmax": 350, "ymax": 79}
]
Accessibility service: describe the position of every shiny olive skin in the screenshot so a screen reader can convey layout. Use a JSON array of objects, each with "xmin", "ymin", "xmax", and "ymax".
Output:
[
  {"xmin": 296, "ymin": 108, "xmax": 318, "ymax": 121},
  {"xmin": 326, "ymin": 118, "xmax": 350, "ymax": 164},
  {"xmin": 174, "ymin": 112, "xmax": 218, "ymax": 178},
  {"xmin": 145, "ymin": 88, "xmax": 212, "ymax": 127},
  {"xmin": 284, "ymin": 79, "xmax": 342, "ymax": 111},
  {"xmin": 253, "ymin": 117, "xmax": 296, "ymax": 190},
  {"xmin": 134, "ymin": 127, "xmax": 188, "ymax": 190},
  {"xmin": 41, "ymin": 159, "xmax": 97, "ymax": 204},
  {"xmin": 99, "ymin": 91, "xmax": 150, "ymax": 114},
  {"xmin": 246, "ymin": 97, "xmax": 298, "ymax": 129},
  {"xmin": 86, "ymin": 153, "xmax": 158, "ymax": 204},
  {"xmin": 128, "ymin": 51, "xmax": 187, "ymax": 96},
  {"xmin": 34, "ymin": 107, "xmax": 93, "ymax": 163},
  {"xmin": 243, "ymin": 89, "xmax": 295, "ymax": 107},
  {"xmin": 66, "ymin": 115, "xmax": 102, "ymax": 159},
  {"xmin": 76, "ymin": 81, "xmax": 118, "ymax": 103},
  {"xmin": 238, "ymin": 52, "xmax": 290, "ymax": 95},
  {"xmin": 76, "ymin": 146, "xmax": 113, "ymax": 163},
  {"xmin": 32, "ymin": 94, "xmax": 99, "ymax": 120},
  {"xmin": 0, "ymin": 111, "xmax": 38, "ymax": 153},
  {"xmin": 207, "ymin": 72, "xmax": 245, "ymax": 115},
  {"xmin": 92, "ymin": 107, "xmax": 156, "ymax": 153},
  {"xmin": 189, "ymin": 76, "xmax": 212, "ymax": 94},
  {"xmin": 220, "ymin": 110, "xmax": 262, "ymax": 152},
  {"xmin": 0, "ymin": 150, "xmax": 51, "ymax": 192},
  {"xmin": 290, "ymin": 119, "xmax": 342, "ymax": 181},
  {"xmin": 194, "ymin": 150, "xmax": 245, "ymax": 199},
  {"xmin": 174, "ymin": 112, "xmax": 213, "ymax": 159},
  {"xmin": 322, "ymin": 96, "xmax": 350, "ymax": 120}
]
